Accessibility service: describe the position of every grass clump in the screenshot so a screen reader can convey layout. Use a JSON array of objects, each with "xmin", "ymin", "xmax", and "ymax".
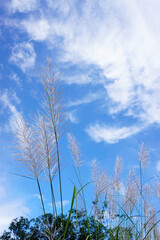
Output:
[{"xmin": 2, "ymin": 59, "xmax": 160, "ymax": 240}]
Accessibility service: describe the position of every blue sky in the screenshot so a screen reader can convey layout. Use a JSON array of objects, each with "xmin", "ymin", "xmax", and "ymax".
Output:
[{"xmin": 0, "ymin": 0, "xmax": 160, "ymax": 233}]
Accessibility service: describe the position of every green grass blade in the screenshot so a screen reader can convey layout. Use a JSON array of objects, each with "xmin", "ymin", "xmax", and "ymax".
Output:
[{"xmin": 63, "ymin": 185, "xmax": 76, "ymax": 239}]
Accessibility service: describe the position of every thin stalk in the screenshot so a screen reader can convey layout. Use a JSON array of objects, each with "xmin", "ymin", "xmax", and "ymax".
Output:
[
  {"xmin": 55, "ymin": 132, "xmax": 63, "ymax": 217},
  {"xmin": 44, "ymin": 82, "xmax": 64, "ymax": 218},
  {"xmin": 143, "ymin": 168, "xmax": 147, "ymax": 238},
  {"xmin": 139, "ymin": 161, "xmax": 143, "ymax": 239},
  {"xmin": 49, "ymin": 171, "xmax": 57, "ymax": 217},
  {"xmin": 44, "ymin": 129, "xmax": 57, "ymax": 218},
  {"xmin": 76, "ymin": 189, "xmax": 78, "ymax": 234},
  {"xmin": 113, "ymin": 199, "xmax": 140, "ymax": 236},
  {"xmin": 36, "ymin": 177, "xmax": 45, "ymax": 215},
  {"xmin": 77, "ymin": 167, "xmax": 91, "ymax": 240},
  {"xmin": 143, "ymin": 220, "xmax": 160, "ymax": 240},
  {"xmin": 43, "ymin": 82, "xmax": 64, "ymax": 234},
  {"xmin": 48, "ymin": 172, "xmax": 58, "ymax": 240},
  {"xmin": 73, "ymin": 165, "xmax": 91, "ymax": 238},
  {"xmin": 138, "ymin": 210, "xmax": 160, "ymax": 240}
]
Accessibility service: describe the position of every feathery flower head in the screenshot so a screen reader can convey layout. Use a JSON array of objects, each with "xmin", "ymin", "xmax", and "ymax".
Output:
[
  {"xmin": 91, "ymin": 158, "xmax": 107, "ymax": 199},
  {"xmin": 13, "ymin": 116, "xmax": 42, "ymax": 178},
  {"xmin": 124, "ymin": 169, "xmax": 138, "ymax": 213},
  {"xmin": 139, "ymin": 142, "xmax": 149, "ymax": 168},
  {"xmin": 40, "ymin": 58, "xmax": 68, "ymax": 140},
  {"xmin": 67, "ymin": 133, "xmax": 83, "ymax": 168},
  {"xmin": 112, "ymin": 156, "xmax": 122, "ymax": 192}
]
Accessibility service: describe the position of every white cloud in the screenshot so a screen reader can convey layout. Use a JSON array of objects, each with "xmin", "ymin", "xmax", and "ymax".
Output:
[
  {"xmin": 63, "ymin": 74, "xmax": 92, "ymax": 85},
  {"xmin": 67, "ymin": 111, "xmax": 79, "ymax": 124},
  {"xmin": 55, "ymin": 200, "xmax": 70, "ymax": 208},
  {"xmin": 10, "ymin": 42, "xmax": 36, "ymax": 72},
  {"xmin": 22, "ymin": 17, "xmax": 50, "ymax": 41},
  {"xmin": 54, "ymin": 0, "xmax": 160, "ymax": 125},
  {"xmin": 0, "ymin": 177, "xmax": 30, "ymax": 234},
  {"xmin": 55, "ymin": 1, "xmax": 160, "ymax": 124},
  {"xmin": 8, "ymin": 0, "xmax": 160, "ymax": 140},
  {"xmin": 45, "ymin": 0, "xmax": 72, "ymax": 15},
  {"xmin": 33, "ymin": 193, "xmax": 43, "ymax": 200},
  {"xmin": 67, "ymin": 92, "xmax": 101, "ymax": 107},
  {"xmin": 0, "ymin": 90, "xmax": 22, "ymax": 133},
  {"xmin": 8, "ymin": 0, "xmax": 38, "ymax": 13},
  {"xmin": 10, "ymin": 73, "xmax": 22, "ymax": 88},
  {"xmin": 0, "ymin": 200, "xmax": 30, "ymax": 234},
  {"xmin": 86, "ymin": 124, "xmax": 143, "ymax": 144}
]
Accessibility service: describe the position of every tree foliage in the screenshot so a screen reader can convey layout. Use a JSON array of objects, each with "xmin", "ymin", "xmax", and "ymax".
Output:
[{"xmin": 0, "ymin": 210, "xmax": 110, "ymax": 240}]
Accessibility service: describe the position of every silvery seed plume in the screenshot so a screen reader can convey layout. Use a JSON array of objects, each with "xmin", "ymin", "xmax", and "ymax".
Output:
[
  {"xmin": 106, "ymin": 183, "xmax": 117, "ymax": 218},
  {"xmin": 13, "ymin": 116, "xmax": 42, "ymax": 178},
  {"xmin": 77, "ymin": 191, "xmax": 83, "ymax": 212},
  {"xmin": 91, "ymin": 159, "xmax": 99, "ymax": 184},
  {"xmin": 91, "ymin": 159, "xmax": 108, "ymax": 219},
  {"xmin": 124, "ymin": 169, "xmax": 138, "ymax": 214},
  {"xmin": 145, "ymin": 205, "xmax": 159, "ymax": 238},
  {"xmin": 147, "ymin": 207, "xmax": 160, "ymax": 239},
  {"xmin": 144, "ymin": 183, "xmax": 152, "ymax": 198},
  {"xmin": 67, "ymin": 133, "xmax": 83, "ymax": 168},
  {"xmin": 41, "ymin": 59, "xmax": 68, "ymax": 140},
  {"xmin": 91, "ymin": 159, "xmax": 107, "ymax": 199},
  {"xmin": 139, "ymin": 142, "xmax": 149, "ymax": 168},
  {"xmin": 34, "ymin": 113, "xmax": 58, "ymax": 181},
  {"xmin": 112, "ymin": 156, "xmax": 122, "ymax": 192},
  {"xmin": 40, "ymin": 59, "xmax": 66, "ymax": 217}
]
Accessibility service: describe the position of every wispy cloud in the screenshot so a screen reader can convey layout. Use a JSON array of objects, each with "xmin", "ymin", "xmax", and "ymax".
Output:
[
  {"xmin": 33, "ymin": 194, "xmax": 43, "ymax": 200},
  {"xmin": 0, "ymin": 90, "xmax": 22, "ymax": 133},
  {"xmin": 5, "ymin": 0, "xmax": 160, "ymax": 141},
  {"xmin": 86, "ymin": 124, "xmax": 143, "ymax": 144},
  {"xmin": 67, "ymin": 111, "xmax": 79, "ymax": 124},
  {"xmin": 67, "ymin": 92, "xmax": 101, "ymax": 107},
  {"xmin": 8, "ymin": 0, "xmax": 38, "ymax": 13},
  {"xmin": 0, "ymin": 199, "xmax": 30, "ymax": 234},
  {"xmin": 9, "ymin": 42, "xmax": 36, "ymax": 72},
  {"xmin": 0, "ymin": 177, "xmax": 30, "ymax": 234},
  {"xmin": 10, "ymin": 73, "xmax": 22, "ymax": 88},
  {"xmin": 63, "ymin": 74, "xmax": 93, "ymax": 85}
]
